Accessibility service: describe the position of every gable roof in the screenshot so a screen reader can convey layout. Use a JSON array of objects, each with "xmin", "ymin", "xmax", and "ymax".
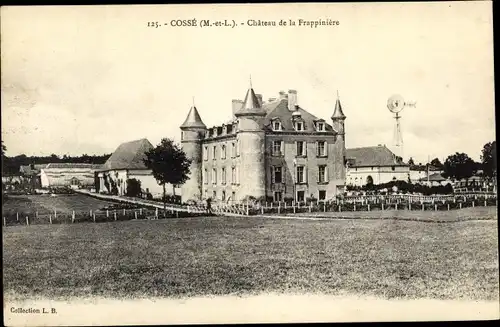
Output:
[
  {"xmin": 262, "ymin": 99, "xmax": 336, "ymax": 133},
  {"xmin": 346, "ymin": 145, "xmax": 408, "ymax": 167},
  {"xmin": 44, "ymin": 163, "xmax": 102, "ymax": 169},
  {"xmin": 101, "ymin": 138, "xmax": 154, "ymax": 171},
  {"xmin": 418, "ymin": 172, "xmax": 448, "ymax": 182}
]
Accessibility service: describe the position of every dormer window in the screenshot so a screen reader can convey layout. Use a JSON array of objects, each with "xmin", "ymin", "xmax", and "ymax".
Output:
[
  {"xmin": 316, "ymin": 122, "xmax": 325, "ymax": 132},
  {"xmin": 272, "ymin": 120, "xmax": 282, "ymax": 131},
  {"xmin": 222, "ymin": 125, "xmax": 227, "ymax": 135},
  {"xmin": 294, "ymin": 121, "xmax": 304, "ymax": 131}
]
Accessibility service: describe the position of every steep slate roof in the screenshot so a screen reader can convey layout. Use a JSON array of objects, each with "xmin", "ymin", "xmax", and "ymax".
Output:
[
  {"xmin": 180, "ymin": 106, "xmax": 206, "ymax": 129},
  {"xmin": 44, "ymin": 163, "xmax": 102, "ymax": 169},
  {"xmin": 263, "ymin": 99, "xmax": 336, "ymax": 133},
  {"xmin": 346, "ymin": 145, "xmax": 408, "ymax": 167},
  {"xmin": 235, "ymin": 87, "xmax": 266, "ymax": 116},
  {"xmin": 331, "ymin": 98, "xmax": 346, "ymax": 120},
  {"xmin": 100, "ymin": 138, "xmax": 154, "ymax": 171}
]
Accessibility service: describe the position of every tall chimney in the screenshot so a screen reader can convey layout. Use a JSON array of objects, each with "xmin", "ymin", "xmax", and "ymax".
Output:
[
  {"xmin": 256, "ymin": 94, "xmax": 263, "ymax": 106},
  {"xmin": 232, "ymin": 99, "xmax": 243, "ymax": 119},
  {"xmin": 288, "ymin": 89, "xmax": 297, "ymax": 111},
  {"xmin": 278, "ymin": 91, "xmax": 288, "ymax": 100}
]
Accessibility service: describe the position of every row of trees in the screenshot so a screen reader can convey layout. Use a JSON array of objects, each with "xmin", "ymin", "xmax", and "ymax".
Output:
[
  {"xmin": 1, "ymin": 141, "xmax": 111, "ymax": 175},
  {"xmin": 406, "ymin": 141, "xmax": 496, "ymax": 183}
]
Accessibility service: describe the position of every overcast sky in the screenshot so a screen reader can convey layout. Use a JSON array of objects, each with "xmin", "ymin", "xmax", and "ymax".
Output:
[{"xmin": 1, "ymin": 3, "xmax": 495, "ymax": 164}]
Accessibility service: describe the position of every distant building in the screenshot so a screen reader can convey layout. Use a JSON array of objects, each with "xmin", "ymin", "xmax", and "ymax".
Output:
[
  {"xmin": 345, "ymin": 145, "xmax": 410, "ymax": 187},
  {"xmin": 409, "ymin": 164, "xmax": 444, "ymax": 183},
  {"xmin": 96, "ymin": 138, "xmax": 180, "ymax": 198},
  {"xmin": 19, "ymin": 164, "xmax": 45, "ymax": 187},
  {"xmin": 40, "ymin": 163, "xmax": 101, "ymax": 188},
  {"xmin": 179, "ymin": 84, "xmax": 347, "ymax": 203},
  {"xmin": 417, "ymin": 172, "xmax": 452, "ymax": 187}
]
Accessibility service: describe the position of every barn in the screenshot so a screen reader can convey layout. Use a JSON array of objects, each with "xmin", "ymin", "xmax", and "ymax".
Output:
[
  {"xmin": 96, "ymin": 138, "xmax": 180, "ymax": 198},
  {"xmin": 39, "ymin": 163, "xmax": 102, "ymax": 189}
]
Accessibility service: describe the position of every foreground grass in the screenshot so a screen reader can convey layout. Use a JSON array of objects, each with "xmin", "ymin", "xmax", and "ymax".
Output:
[
  {"xmin": 288, "ymin": 206, "xmax": 498, "ymax": 222},
  {"xmin": 3, "ymin": 216, "xmax": 499, "ymax": 301}
]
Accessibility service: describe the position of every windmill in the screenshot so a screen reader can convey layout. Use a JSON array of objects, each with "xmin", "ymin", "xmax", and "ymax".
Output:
[{"xmin": 386, "ymin": 94, "xmax": 416, "ymax": 161}]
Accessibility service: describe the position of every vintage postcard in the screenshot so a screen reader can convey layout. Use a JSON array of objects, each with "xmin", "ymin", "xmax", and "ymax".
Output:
[{"xmin": 1, "ymin": 2, "xmax": 498, "ymax": 326}]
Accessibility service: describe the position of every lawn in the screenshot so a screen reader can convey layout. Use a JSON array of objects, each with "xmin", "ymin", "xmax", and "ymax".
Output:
[
  {"xmin": 2, "ymin": 194, "xmax": 120, "ymax": 215},
  {"xmin": 3, "ymin": 215, "xmax": 499, "ymax": 302},
  {"xmin": 288, "ymin": 206, "xmax": 498, "ymax": 222}
]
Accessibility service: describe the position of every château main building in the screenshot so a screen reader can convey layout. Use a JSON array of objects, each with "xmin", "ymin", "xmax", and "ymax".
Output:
[{"xmin": 180, "ymin": 82, "xmax": 347, "ymax": 203}]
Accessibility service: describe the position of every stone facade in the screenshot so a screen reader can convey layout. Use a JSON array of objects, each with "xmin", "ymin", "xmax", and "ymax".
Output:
[{"xmin": 180, "ymin": 84, "xmax": 347, "ymax": 203}]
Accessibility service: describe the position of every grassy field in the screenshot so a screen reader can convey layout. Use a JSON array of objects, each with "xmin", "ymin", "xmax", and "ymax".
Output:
[
  {"xmin": 2, "ymin": 194, "xmax": 120, "ymax": 215},
  {"xmin": 287, "ymin": 206, "xmax": 498, "ymax": 222},
  {"xmin": 3, "ymin": 214, "xmax": 498, "ymax": 302}
]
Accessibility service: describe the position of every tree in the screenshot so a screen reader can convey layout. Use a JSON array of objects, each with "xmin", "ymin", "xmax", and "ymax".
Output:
[
  {"xmin": 407, "ymin": 157, "xmax": 415, "ymax": 166},
  {"xmin": 430, "ymin": 158, "xmax": 444, "ymax": 170},
  {"xmin": 481, "ymin": 141, "xmax": 496, "ymax": 180},
  {"xmin": 443, "ymin": 152, "xmax": 476, "ymax": 182},
  {"xmin": 143, "ymin": 138, "xmax": 191, "ymax": 215}
]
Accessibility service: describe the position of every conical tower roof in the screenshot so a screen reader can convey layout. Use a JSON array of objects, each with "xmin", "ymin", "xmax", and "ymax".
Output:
[
  {"xmin": 235, "ymin": 78, "xmax": 266, "ymax": 117},
  {"xmin": 180, "ymin": 105, "xmax": 206, "ymax": 129},
  {"xmin": 331, "ymin": 91, "xmax": 346, "ymax": 120}
]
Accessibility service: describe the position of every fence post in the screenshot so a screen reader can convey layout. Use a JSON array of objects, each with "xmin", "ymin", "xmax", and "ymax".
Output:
[
  {"xmin": 434, "ymin": 204, "xmax": 437, "ymax": 211},
  {"xmin": 293, "ymin": 204, "xmax": 296, "ymax": 214},
  {"xmin": 134, "ymin": 211, "xmax": 138, "ymax": 219},
  {"xmin": 114, "ymin": 211, "xmax": 117, "ymax": 221},
  {"xmin": 271, "ymin": 202, "xmax": 273, "ymax": 209},
  {"xmin": 278, "ymin": 202, "xmax": 281, "ymax": 214},
  {"xmin": 284, "ymin": 202, "xmax": 287, "ymax": 209},
  {"xmin": 409, "ymin": 202, "xmax": 411, "ymax": 211},
  {"xmin": 49, "ymin": 214, "xmax": 52, "ymax": 224},
  {"xmin": 324, "ymin": 202, "xmax": 327, "ymax": 212},
  {"xmin": 422, "ymin": 203, "xmax": 424, "ymax": 211},
  {"xmin": 447, "ymin": 203, "xmax": 450, "ymax": 211},
  {"xmin": 368, "ymin": 204, "xmax": 370, "ymax": 211},
  {"xmin": 261, "ymin": 206, "xmax": 264, "ymax": 215},
  {"xmin": 354, "ymin": 204, "xmax": 356, "ymax": 211},
  {"xmin": 54, "ymin": 208, "xmax": 57, "ymax": 219},
  {"xmin": 395, "ymin": 203, "xmax": 398, "ymax": 210},
  {"xmin": 246, "ymin": 203, "xmax": 249, "ymax": 216},
  {"xmin": 382, "ymin": 203, "xmax": 384, "ymax": 211},
  {"xmin": 106, "ymin": 210, "xmax": 109, "ymax": 218},
  {"xmin": 36, "ymin": 211, "xmax": 38, "ymax": 219},
  {"xmin": 338, "ymin": 204, "xmax": 342, "ymax": 212},
  {"xmin": 309, "ymin": 202, "xmax": 312, "ymax": 213},
  {"xmin": 90, "ymin": 210, "xmax": 92, "ymax": 217},
  {"xmin": 93, "ymin": 213, "xmax": 96, "ymax": 223},
  {"xmin": 472, "ymin": 201, "xmax": 475, "ymax": 208},
  {"xmin": 123, "ymin": 209, "xmax": 126, "ymax": 216},
  {"xmin": 459, "ymin": 202, "xmax": 462, "ymax": 209},
  {"xmin": 26, "ymin": 216, "xmax": 29, "ymax": 226},
  {"xmin": 484, "ymin": 199, "xmax": 487, "ymax": 207},
  {"xmin": 140, "ymin": 208, "xmax": 143, "ymax": 216},
  {"xmin": 72, "ymin": 211, "xmax": 75, "ymax": 223},
  {"xmin": 16, "ymin": 212, "xmax": 19, "ymax": 222},
  {"xmin": 155, "ymin": 208, "xmax": 158, "ymax": 219}
]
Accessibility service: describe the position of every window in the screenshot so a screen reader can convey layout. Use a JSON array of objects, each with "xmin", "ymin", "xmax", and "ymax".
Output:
[
  {"xmin": 317, "ymin": 141, "xmax": 327, "ymax": 157},
  {"xmin": 296, "ymin": 166, "xmax": 306, "ymax": 184},
  {"xmin": 272, "ymin": 140, "xmax": 283, "ymax": 156},
  {"xmin": 273, "ymin": 166, "xmax": 282, "ymax": 183},
  {"xmin": 204, "ymin": 146, "xmax": 208, "ymax": 161},
  {"xmin": 294, "ymin": 121, "xmax": 304, "ymax": 131},
  {"xmin": 232, "ymin": 191, "xmax": 236, "ymax": 201},
  {"xmin": 272, "ymin": 120, "xmax": 282, "ymax": 131},
  {"xmin": 319, "ymin": 190, "xmax": 326, "ymax": 201},
  {"xmin": 274, "ymin": 191, "xmax": 283, "ymax": 202},
  {"xmin": 231, "ymin": 167, "xmax": 236, "ymax": 184},
  {"xmin": 221, "ymin": 167, "xmax": 226, "ymax": 184},
  {"xmin": 297, "ymin": 190, "xmax": 305, "ymax": 202},
  {"xmin": 213, "ymin": 146, "xmax": 217, "ymax": 160},
  {"xmin": 318, "ymin": 165, "xmax": 328, "ymax": 183},
  {"xmin": 317, "ymin": 122, "xmax": 325, "ymax": 132},
  {"xmin": 181, "ymin": 131, "xmax": 184, "ymax": 140},
  {"xmin": 212, "ymin": 168, "xmax": 217, "ymax": 184},
  {"xmin": 213, "ymin": 190, "xmax": 217, "ymax": 199},
  {"xmin": 221, "ymin": 145, "xmax": 226, "ymax": 159},
  {"xmin": 296, "ymin": 141, "xmax": 306, "ymax": 157},
  {"xmin": 204, "ymin": 168, "xmax": 208, "ymax": 184},
  {"xmin": 391, "ymin": 166, "xmax": 395, "ymax": 171},
  {"xmin": 237, "ymin": 140, "xmax": 241, "ymax": 156},
  {"xmin": 222, "ymin": 190, "xmax": 226, "ymax": 201},
  {"xmin": 232, "ymin": 142, "xmax": 236, "ymax": 157},
  {"xmin": 204, "ymin": 189, "xmax": 208, "ymax": 199}
]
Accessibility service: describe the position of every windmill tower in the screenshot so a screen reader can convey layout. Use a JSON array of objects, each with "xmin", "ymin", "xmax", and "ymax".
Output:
[{"xmin": 386, "ymin": 94, "xmax": 416, "ymax": 161}]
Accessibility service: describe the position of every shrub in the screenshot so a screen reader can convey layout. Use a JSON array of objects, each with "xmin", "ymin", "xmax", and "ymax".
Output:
[{"xmin": 126, "ymin": 178, "xmax": 142, "ymax": 198}]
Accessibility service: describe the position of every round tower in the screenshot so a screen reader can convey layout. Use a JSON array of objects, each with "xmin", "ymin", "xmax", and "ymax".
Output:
[
  {"xmin": 234, "ymin": 80, "xmax": 267, "ymax": 201},
  {"xmin": 332, "ymin": 91, "xmax": 347, "ymax": 189},
  {"xmin": 180, "ymin": 103, "xmax": 206, "ymax": 203}
]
